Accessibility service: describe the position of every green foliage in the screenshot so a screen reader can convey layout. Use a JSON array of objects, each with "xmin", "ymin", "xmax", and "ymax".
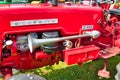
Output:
[{"xmin": 26, "ymin": 56, "xmax": 120, "ymax": 80}]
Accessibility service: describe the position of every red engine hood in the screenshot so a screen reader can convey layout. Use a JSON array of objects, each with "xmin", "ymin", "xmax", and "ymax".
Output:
[{"xmin": 0, "ymin": 4, "xmax": 104, "ymax": 40}]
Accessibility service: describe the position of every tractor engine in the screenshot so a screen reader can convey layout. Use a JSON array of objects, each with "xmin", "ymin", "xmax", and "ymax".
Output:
[
  {"xmin": 0, "ymin": 1, "xmax": 119, "ymax": 80},
  {"xmin": 3, "ymin": 31, "xmax": 60, "ymax": 56}
]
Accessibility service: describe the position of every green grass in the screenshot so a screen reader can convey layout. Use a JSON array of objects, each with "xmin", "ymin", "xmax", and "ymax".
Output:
[
  {"xmin": 25, "ymin": 55, "xmax": 120, "ymax": 80},
  {"xmin": 116, "ymin": 2, "xmax": 120, "ymax": 7}
]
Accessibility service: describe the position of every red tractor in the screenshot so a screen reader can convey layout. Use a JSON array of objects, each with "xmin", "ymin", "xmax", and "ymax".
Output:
[{"xmin": 0, "ymin": 0, "xmax": 119, "ymax": 80}]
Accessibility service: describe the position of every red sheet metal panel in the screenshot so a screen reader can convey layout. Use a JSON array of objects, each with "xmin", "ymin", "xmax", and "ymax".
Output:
[{"xmin": 64, "ymin": 45, "xmax": 100, "ymax": 65}]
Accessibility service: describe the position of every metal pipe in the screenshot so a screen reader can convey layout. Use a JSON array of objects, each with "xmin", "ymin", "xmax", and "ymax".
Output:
[{"xmin": 28, "ymin": 30, "xmax": 100, "ymax": 53}]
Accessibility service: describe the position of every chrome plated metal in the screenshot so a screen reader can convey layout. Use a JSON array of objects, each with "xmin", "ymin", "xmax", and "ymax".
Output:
[{"xmin": 28, "ymin": 30, "xmax": 100, "ymax": 53}]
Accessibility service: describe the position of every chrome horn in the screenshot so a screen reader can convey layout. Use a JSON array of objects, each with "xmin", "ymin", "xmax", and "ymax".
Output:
[{"xmin": 28, "ymin": 30, "xmax": 100, "ymax": 53}]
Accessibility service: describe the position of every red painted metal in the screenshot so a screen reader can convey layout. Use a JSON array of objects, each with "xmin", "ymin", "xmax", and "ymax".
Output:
[
  {"xmin": 0, "ymin": 5, "xmax": 103, "ymax": 40},
  {"xmin": 0, "ymin": 1, "xmax": 119, "ymax": 80},
  {"xmin": 99, "ymin": 47, "xmax": 120, "ymax": 59},
  {"xmin": 115, "ymin": 39, "xmax": 120, "ymax": 48},
  {"xmin": 0, "ymin": 67, "xmax": 12, "ymax": 80},
  {"xmin": 98, "ymin": 47, "xmax": 120, "ymax": 78},
  {"xmin": 98, "ymin": 59, "xmax": 110, "ymax": 79},
  {"xmin": 0, "ymin": 4, "xmax": 104, "ymax": 68},
  {"xmin": 64, "ymin": 45, "xmax": 100, "ymax": 65}
]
